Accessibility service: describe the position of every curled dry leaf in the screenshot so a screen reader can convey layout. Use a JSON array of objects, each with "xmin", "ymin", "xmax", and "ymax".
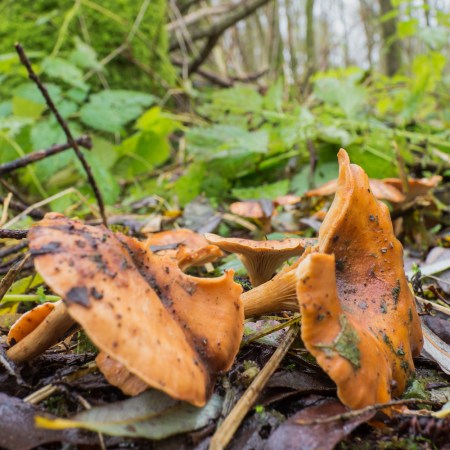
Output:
[
  {"xmin": 304, "ymin": 149, "xmax": 423, "ymax": 407},
  {"xmin": 205, "ymin": 233, "xmax": 314, "ymax": 287},
  {"xmin": 28, "ymin": 213, "xmax": 243, "ymax": 406},
  {"xmin": 144, "ymin": 228, "xmax": 223, "ymax": 271},
  {"xmin": 383, "ymin": 175, "xmax": 442, "ymax": 201},
  {"xmin": 306, "ymin": 177, "xmax": 406, "ymax": 203}
]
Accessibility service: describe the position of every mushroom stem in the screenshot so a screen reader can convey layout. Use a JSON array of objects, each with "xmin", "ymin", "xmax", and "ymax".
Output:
[
  {"xmin": 242, "ymin": 268, "xmax": 299, "ymax": 317},
  {"xmin": 7, "ymin": 300, "xmax": 77, "ymax": 364},
  {"xmin": 241, "ymin": 248, "xmax": 312, "ymax": 317}
]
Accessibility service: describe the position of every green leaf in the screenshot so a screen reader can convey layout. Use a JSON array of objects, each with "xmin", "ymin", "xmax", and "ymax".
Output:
[
  {"xmin": 36, "ymin": 391, "xmax": 222, "ymax": 440},
  {"xmin": 13, "ymin": 82, "xmax": 62, "ymax": 105},
  {"xmin": 42, "ymin": 57, "xmax": 88, "ymax": 90},
  {"xmin": 173, "ymin": 162, "xmax": 205, "ymax": 206},
  {"xmin": 69, "ymin": 37, "xmax": 102, "ymax": 71},
  {"xmin": 186, "ymin": 125, "xmax": 268, "ymax": 160},
  {"xmin": 91, "ymin": 135, "xmax": 118, "ymax": 170},
  {"xmin": 398, "ymin": 19, "xmax": 419, "ymax": 39},
  {"xmin": 80, "ymin": 90, "xmax": 155, "ymax": 133},
  {"xmin": 81, "ymin": 152, "xmax": 120, "ymax": 205},
  {"xmin": 232, "ymin": 180, "xmax": 289, "ymax": 200},
  {"xmin": 12, "ymin": 97, "xmax": 45, "ymax": 119}
]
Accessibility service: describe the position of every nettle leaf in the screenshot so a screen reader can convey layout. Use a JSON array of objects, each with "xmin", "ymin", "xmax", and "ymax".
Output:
[
  {"xmin": 135, "ymin": 106, "xmax": 180, "ymax": 135},
  {"xmin": 210, "ymin": 86, "xmax": 263, "ymax": 112},
  {"xmin": 186, "ymin": 125, "xmax": 268, "ymax": 160},
  {"xmin": 69, "ymin": 37, "xmax": 103, "ymax": 71},
  {"xmin": 14, "ymin": 82, "xmax": 62, "ymax": 105},
  {"xmin": 232, "ymin": 179, "xmax": 289, "ymax": 200},
  {"xmin": 12, "ymin": 96, "xmax": 45, "ymax": 119},
  {"xmin": 115, "ymin": 131, "xmax": 170, "ymax": 177},
  {"xmin": 36, "ymin": 391, "xmax": 223, "ymax": 440},
  {"xmin": 42, "ymin": 57, "xmax": 88, "ymax": 90},
  {"xmin": 314, "ymin": 77, "xmax": 366, "ymax": 119},
  {"xmin": 80, "ymin": 90, "xmax": 155, "ymax": 133},
  {"xmin": 81, "ymin": 152, "xmax": 120, "ymax": 205},
  {"xmin": 173, "ymin": 162, "xmax": 205, "ymax": 206}
]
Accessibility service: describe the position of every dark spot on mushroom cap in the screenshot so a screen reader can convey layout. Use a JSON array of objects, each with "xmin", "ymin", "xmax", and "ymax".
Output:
[{"xmin": 65, "ymin": 286, "xmax": 90, "ymax": 308}]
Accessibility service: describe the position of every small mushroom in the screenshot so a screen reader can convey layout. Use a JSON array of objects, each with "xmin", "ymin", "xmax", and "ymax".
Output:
[
  {"xmin": 6, "ymin": 300, "xmax": 78, "ymax": 363},
  {"xmin": 145, "ymin": 228, "xmax": 223, "ymax": 271},
  {"xmin": 241, "ymin": 247, "xmax": 314, "ymax": 316},
  {"xmin": 22, "ymin": 213, "xmax": 243, "ymax": 406},
  {"xmin": 7, "ymin": 302, "xmax": 55, "ymax": 346},
  {"xmin": 205, "ymin": 233, "xmax": 315, "ymax": 287}
]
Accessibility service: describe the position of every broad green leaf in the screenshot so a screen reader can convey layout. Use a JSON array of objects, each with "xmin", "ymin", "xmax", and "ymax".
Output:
[
  {"xmin": 232, "ymin": 180, "xmax": 289, "ymax": 200},
  {"xmin": 7, "ymin": 274, "xmax": 44, "ymax": 295},
  {"xmin": 398, "ymin": 19, "xmax": 419, "ymax": 39},
  {"xmin": 81, "ymin": 152, "xmax": 120, "ymax": 205},
  {"xmin": 12, "ymin": 96, "xmax": 45, "ymax": 119},
  {"xmin": 13, "ymin": 83, "xmax": 62, "ymax": 105},
  {"xmin": 36, "ymin": 391, "xmax": 223, "ymax": 440},
  {"xmin": 69, "ymin": 37, "xmax": 102, "ymax": 71},
  {"xmin": 80, "ymin": 90, "xmax": 155, "ymax": 133},
  {"xmin": 186, "ymin": 125, "xmax": 268, "ymax": 160},
  {"xmin": 136, "ymin": 107, "xmax": 179, "ymax": 135},
  {"xmin": 173, "ymin": 162, "xmax": 205, "ymax": 206},
  {"xmin": 42, "ymin": 57, "xmax": 88, "ymax": 90},
  {"xmin": 0, "ymin": 101, "xmax": 12, "ymax": 117},
  {"xmin": 210, "ymin": 86, "xmax": 263, "ymax": 112},
  {"xmin": 91, "ymin": 135, "xmax": 118, "ymax": 170}
]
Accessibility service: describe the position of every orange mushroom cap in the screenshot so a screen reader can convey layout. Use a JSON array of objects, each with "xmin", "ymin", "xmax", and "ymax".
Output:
[
  {"xmin": 205, "ymin": 233, "xmax": 315, "ymax": 287},
  {"xmin": 317, "ymin": 149, "xmax": 423, "ymax": 397},
  {"xmin": 145, "ymin": 228, "xmax": 223, "ymax": 270},
  {"xmin": 29, "ymin": 213, "xmax": 243, "ymax": 406},
  {"xmin": 7, "ymin": 302, "xmax": 56, "ymax": 345},
  {"xmin": 297, "ymin": 253, "xmax": 392, "ymax": 409}
]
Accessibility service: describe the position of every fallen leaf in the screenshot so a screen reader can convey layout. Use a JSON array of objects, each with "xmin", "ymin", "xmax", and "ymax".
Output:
[
  {"xmin": 0, "ymin": 393, "xmax": 97, "ymax": 450},
  {"xmin": 36, "ymin": 390, "xmax": 223, "ymax": 440},
  {"xmin": 264, "ymin": 399, "xmax": 374, "ymax": 450}
]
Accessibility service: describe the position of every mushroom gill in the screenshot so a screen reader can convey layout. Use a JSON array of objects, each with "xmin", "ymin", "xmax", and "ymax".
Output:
[{"xmin": 205, "ymin": 233, "xmax": 315, "ymax": 287}]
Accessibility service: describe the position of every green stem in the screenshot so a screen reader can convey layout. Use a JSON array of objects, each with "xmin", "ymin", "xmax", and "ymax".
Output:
[{"xmin": 0, "ymin": 294, "xmax": 60, "ymax": 304}]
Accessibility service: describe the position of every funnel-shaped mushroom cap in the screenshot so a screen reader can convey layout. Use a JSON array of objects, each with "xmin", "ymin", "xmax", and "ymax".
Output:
[
  {"xmin": 241, "ymin": 247, "xmax": 314, "ymax": 316},
  {"xmin": 297, "ymin": 253, "xmax": 392, "ymax": 409},
  {"xmin": 29, "ymin": 214, "xmax": 244, "ymax": 406},
  {"xmin": 205, "ymin": 233, "xmax": 315, "ymax": 287},
  {"xmin": 145, "ymin": 229, "xmax": 222, "ymax": 270},
  {"xmin": 7, "ymin": 302, "xmax": 56, "ymax": 345},
  {"xmin": 318, "ymin": 149, "xmax": 423, "ymax": 395}
]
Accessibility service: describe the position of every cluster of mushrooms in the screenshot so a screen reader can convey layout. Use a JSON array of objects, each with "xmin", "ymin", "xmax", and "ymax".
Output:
[{"xmin": 6, "ymin": 149, "xmax": 423, "ymax": 410}]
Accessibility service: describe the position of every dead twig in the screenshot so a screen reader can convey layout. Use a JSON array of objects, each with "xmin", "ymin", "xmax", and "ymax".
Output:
[
  {"xmin": 14, "ymin": 44, "xmax": 108, "ymax": 227},
  {"xmin": 295, "ymin": 398, "xmax": 442, "ymax": 426},
  {"xmin": 0, "ymin": 241, "xmax": 29, "ymax": 260},
  {"xmin": 0, "ymin": 135, "xmax": 92, "ymax": 176},
  {"xmin": 209, "ymin": 324, "xmax": 298, "ymax": 450},
  {"xmin": 0, "ymin": 229, "xmax": 28, "ymax": 240},
  {"xmin": 0, "ymin": 254, "xmax": 31, "ymax": 300}
]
